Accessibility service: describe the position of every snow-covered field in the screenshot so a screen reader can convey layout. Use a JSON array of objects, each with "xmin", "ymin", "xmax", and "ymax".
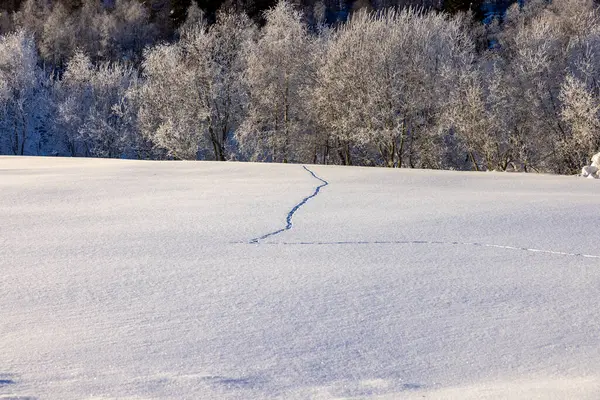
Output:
[{"xmin": 1, "ymin": 156, "xmax": 600, "ymax": 400}]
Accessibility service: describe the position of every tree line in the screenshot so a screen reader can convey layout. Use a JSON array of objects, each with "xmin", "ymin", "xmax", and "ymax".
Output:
[
  {"xmin": 1, "ymin": 0, "xmax": 495, "ymax": 30},
  {"xmin": 1, "ymin": 0, "xmax": 600, "ymax": 174}
]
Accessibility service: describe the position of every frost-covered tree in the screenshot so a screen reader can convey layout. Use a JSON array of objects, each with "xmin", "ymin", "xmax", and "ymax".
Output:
[
  {"xmin": 54, "ymin": 51, "xmax": 140, "ymax": 158},
  {"xmin": 0, "ymin": 30, "xmax": 50, "ymax": 155},
  {"xmin": 138, "ymin": 11, "xmax": 255, "ymax": 160},
  {"xmin": 444, "ymin": 68, "xmax": 496, "ymax": 171},
  {"xmin": 182, "ymin": 11, "xmax": 256, "ymax": 160},
  {"xmin": 178, "ymin": 1, "xmax": 205, "ymax": 35},
  {"xmin": 13, "ymin": 0, "xmax": 49, "ymax": 40},
  {"xmin": 492, "ymin": 0, "xmax": 600, "ymax": 173},
  {"xmin": 237, "ymin": 1, "xmax": 316, "ymax": 163},
  {"xmin": 559, "ymin": 75, "xmax": 600, "ymax": 170},
  {"xmin": 19, "ymin": 0, "xmax": 158, "ymax": 66},
  {"xmin": 38, "ymin": 1, "xmax": 76, "ymax": 66},
  {"xmin": 97, "ymin": 0, "xmax": 158, "ymax": 63},
  {"xmin": 314, "ymin": 9, "xmax": 474, "ymax": 168},
  {"xmin": 0, "ymin": 9, "xmax": 15, "ymax": 35},
  {"xmin": 138, "ymin": 43, "xmax": 202, "ymax": 160},
  {"xmin": 312, "ymin": 11, "xmax": 369, "ymax": 166}
]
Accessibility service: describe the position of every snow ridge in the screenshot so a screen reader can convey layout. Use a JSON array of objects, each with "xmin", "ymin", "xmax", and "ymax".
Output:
[
  {"xmin": 261, "ymin": 240, "xmax": 600, "ymax": 259},
  {"xmin": 249, "ymin": 166, "xmax": 328, "ymax": 243}
]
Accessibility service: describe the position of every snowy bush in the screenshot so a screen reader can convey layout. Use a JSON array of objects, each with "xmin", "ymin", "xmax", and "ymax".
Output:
[{"xmin": 581, "ymin": 152, "xmax": 600, "ymax": 178}]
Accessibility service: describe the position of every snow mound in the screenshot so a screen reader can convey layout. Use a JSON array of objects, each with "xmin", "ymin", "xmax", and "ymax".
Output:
[{"xmin": 581, "ymin": 151, "xmax": 600, "ymax": 178}]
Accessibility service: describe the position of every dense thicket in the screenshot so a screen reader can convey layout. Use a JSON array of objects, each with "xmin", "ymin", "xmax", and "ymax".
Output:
[{"xmin": 1, "ymin": 0, "xmax": 600, "ymax": 174}]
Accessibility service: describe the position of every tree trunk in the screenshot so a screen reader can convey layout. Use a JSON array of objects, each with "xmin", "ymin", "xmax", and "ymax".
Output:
[
  {"xmin": 469, "ymin": 151, "xmax": 479, "ymax": 171},
  {"xmin": 19, "ymin": 111, "xmax": 27, "ymax": 155},
  {"xmin": 283, "ymin": 83, "xmax": 290, "ymax": 164}
]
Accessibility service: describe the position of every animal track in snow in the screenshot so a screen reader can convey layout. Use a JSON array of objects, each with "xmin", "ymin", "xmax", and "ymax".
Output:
[
  {"xmin": 249, "ymin": 165, "xmax": 328, "ymax": 243},
  {"xmin": 246, "ymin": 166, "xmax": 600, "ymax": 260}
]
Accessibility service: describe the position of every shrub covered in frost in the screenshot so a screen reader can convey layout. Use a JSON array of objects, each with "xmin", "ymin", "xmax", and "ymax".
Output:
[{"xmin": 581, "ymin": 152, "xmax": 600, "ymax": 179}]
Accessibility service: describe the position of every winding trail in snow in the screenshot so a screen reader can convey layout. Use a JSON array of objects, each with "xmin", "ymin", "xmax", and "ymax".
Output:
[
  {"xmin": 246, "ymin": 165, "xmax": 600, "ymax": 260},
  {"xmin": 249, "ymin": 165, "xmax": 329, "ymax": 243}
]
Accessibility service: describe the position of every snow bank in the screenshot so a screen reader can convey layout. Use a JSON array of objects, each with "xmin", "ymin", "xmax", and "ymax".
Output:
[{"xmin": 581, "ymin": 151, "xmax": 600, "ymax": 178}]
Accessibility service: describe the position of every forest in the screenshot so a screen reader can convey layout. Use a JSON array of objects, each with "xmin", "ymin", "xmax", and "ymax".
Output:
[{"xmin": 1, "ymin": 0, "xmax": 600, "ymax": 174}]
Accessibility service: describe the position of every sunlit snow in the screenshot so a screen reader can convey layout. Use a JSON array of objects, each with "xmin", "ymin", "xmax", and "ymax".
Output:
[
  {"xmin": 581, "ymin": 151, "xmax": 600, "ymax": 179},
  {"xmin": 1, "ymin": 156, "xmax": 600, "ymax": 400}
]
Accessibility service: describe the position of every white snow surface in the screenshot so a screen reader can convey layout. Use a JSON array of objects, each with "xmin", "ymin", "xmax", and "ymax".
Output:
[{"xmin": 1, "ymin": 156, "xmax": 600, "ymax": 400}]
